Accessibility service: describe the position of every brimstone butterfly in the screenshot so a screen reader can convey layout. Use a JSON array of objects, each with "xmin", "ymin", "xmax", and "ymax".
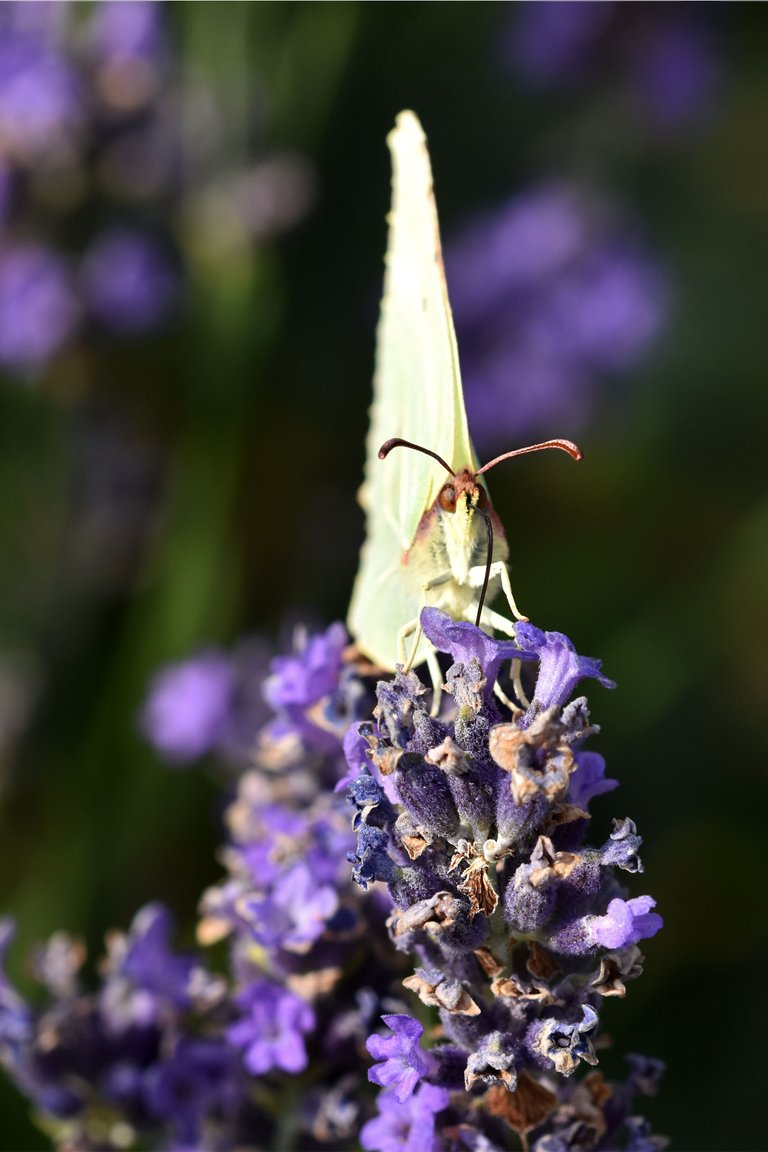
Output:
[{"xmin": 348, "ymin": 111, "xmax": 580, "ymax": 682}]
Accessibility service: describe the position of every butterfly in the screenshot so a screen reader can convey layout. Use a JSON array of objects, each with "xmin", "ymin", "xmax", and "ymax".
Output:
[{"xmin": 347, "ymin": 111, "xmax": 580, "ymax": 686}]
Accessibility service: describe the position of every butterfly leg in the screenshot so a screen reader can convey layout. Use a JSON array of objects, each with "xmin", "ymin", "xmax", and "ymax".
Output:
[
  {"xmin": 400, "ymin": 570, "xmax": 455, "ymax": 668},
  {"xmin": 478, "ymin": 605, "xmax": 515, "ymax": 637},
  {"xmin": 397, "ymin": 617, "xmax": 420, "ymax": 669},
  {"xmin": 396, "ymin": 616, "xmax": 444, "ymax": 716},
  {"xmin": 493, "ymin": 678, "xmax": 523, "ymax": 717},
  {"xmin": 473, "ymin": 560, "xmax": 528, "ymax": 622},
  {"xmin": 511, "ymin": 658, "xmax": 530, "ymax": 709},
  {"xmin": 425, "ymin": 646, "xmax": 443, "ymax": 717}
]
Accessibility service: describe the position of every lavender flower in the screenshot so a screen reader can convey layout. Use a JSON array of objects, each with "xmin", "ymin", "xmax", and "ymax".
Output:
[
  {"xmin": 0, "ymin": 244, "xmax": 78, "ymax": 371},
  {"xmin": 0, "ymin": 602, "xmax": 666, "ymax": 1149},
  {"xmin": 503, "ymin": 2, "xmax": 722, "ymax": 136},
  {"xmin": 263, "ymin": 621, "xmax": 355, "ymax": 753},
  {"xmin": 503, "ymin": 1, "xmax": 611, "ymax": 87},
  {"xmin": 82, "ymin": 226, "xmax": 179, "ymax": 335},
  {"xmin": 421, "ymin": 607, "xmax": 536, "ymax": 695},
  {"xmin": 514, "ymin": 621, "xmax": 616, "ymax": 722},
  {"xmin": 140, "ymin": 650, "xmax": 235, "ymax": 764},
  {"xmin": 446, "ymin": 185, "xmax": 669, "ymax": 448},
  {"xmin": 359, "ymin": 1082, "xmax": 451, "ymax": 1152},
  {"xmin": 227, "ymin": 981, "xmax": 315, "ymax": 1075},
  {"xmin": 631, "ymin": 18, "xmax": 721, "ymax": 133},
  {"xmin": 588, "ymin": 896, "xmax": 663, "ymax": 951},
  {"xmin": 0, "ymin": 9, "xmax": 81, "ymax": 163},
  {"xmin": 366, "ymin": 1014, "xmax": 432, "ymax": 1102}
]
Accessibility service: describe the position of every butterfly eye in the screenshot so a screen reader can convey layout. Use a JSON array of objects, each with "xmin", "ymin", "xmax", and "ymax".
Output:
[
  {"xmin": 439, "ymin": 484, "xmax": 457, "ymax": 512},
  {"xmin": 476, "ymin": 485, "xmax": 489, "ymax": 510}
]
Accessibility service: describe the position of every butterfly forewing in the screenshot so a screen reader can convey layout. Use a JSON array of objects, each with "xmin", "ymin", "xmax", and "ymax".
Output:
[{"xmin": 348, "ymin": 111, "xmax": 478, "ymax": 670}]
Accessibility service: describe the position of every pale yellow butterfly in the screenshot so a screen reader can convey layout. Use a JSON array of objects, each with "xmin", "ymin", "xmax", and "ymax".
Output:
[{"xmin": 347, "ymin": 110, "xmax": 580, "ymax": 684}]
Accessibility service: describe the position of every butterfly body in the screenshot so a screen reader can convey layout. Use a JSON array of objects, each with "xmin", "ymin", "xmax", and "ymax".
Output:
[{"xmin": 405, "ymin": 470, "xmax": 508, "ymax": 603}]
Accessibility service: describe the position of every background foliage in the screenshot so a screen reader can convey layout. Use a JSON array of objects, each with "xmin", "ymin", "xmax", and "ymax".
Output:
[{"xmin": 0, "ymin": 3, "xmax": 765, "ymax": 1148}]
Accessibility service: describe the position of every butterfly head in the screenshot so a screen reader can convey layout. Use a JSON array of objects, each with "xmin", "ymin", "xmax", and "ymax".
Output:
[
  {"xmin": 379, "ymin": 435, "xmax": 583, "ymax": 622},
  {"xmin": 437, "ymin": 468, "xmax": 488, "ymax": 516}
]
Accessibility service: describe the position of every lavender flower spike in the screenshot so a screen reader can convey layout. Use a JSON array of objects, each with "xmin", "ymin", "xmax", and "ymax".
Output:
[{"xmin": 349, "ymin": 602, "xmax": 665, "ymax": 1148}]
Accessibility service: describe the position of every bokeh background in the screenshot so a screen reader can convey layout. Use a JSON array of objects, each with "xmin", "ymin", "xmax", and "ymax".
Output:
[{"xmin": 0, "ymin": 2, "xmax": 765, "ymax": 1148}]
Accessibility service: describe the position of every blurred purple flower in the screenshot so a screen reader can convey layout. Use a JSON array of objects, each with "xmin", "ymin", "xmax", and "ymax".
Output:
[
  {"xmin": 227, "ymin": 981, "xmax": 315, "ymax": 1075},
  {"xmin": 445, "ymin": 185, "xmax": 669, "ymax": 448},
  {"xmin": 0, "ymin": 244, "xmax": 78, "ymax": 371},
  {"xmin": 87, "ymin": 0, "xmax": 168, "ymax": 114},
  {"xmin": 144, "ymin": 1037, "xmax": 240, "ymax": 1146},
  {"xmin": 239, "ymin": 859, "xmax": 340, "ymax": 953},
  {"xmin": 360, "ymin": 1082, "xmax": 450, "ymax": 1152},
  {"xmin": 263, "ymin": 622, "xmax": 349, "ymax": 751},
  {"xmin": 0, "ymin": 2, "xmax": 67, "ymax": 44},
  {"xmin": 83, "ymin": 227, "xmax": 179, "ymax": 335},
  {"xmin": 97, "ymin": 903, "xmax": 212, "ymax": 1037},
  {"xmin": 0, "ymin": 16, "xmax": 81, "ymax": 162},
  {"xmin": 0, "ymin": 919, "xmax": 32, "ymax": 1053},
  {"xmin": 502, "ymin": 2, "xmax": 722, "ymax": 138},
  {"xmin": 631, "ymin": 19, "xmax": 721, "ymax": 132},
  {"xmin": 140, "ymin": 650, "xmax": 235, "ymax": 765},
  {"xmin": 503, "ymin": 1, "xmax": 610, "ymax": 87},
  {"xmin": 88, "ymin": 0, "xmax": 167, "ymax": 67}
]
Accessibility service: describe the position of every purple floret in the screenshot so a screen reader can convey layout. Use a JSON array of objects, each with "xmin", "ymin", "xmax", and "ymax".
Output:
[
  {"xmin": 514, "ymin": 622, "xmax": 615, "ymax": 723},
  {"xmin": 589, "ymin": 896, "xmax": 663, "ymax": 950},
  {"xmin": 140, "ymin": 650, "xmax": 235, "ymax": 764},
  {"xmin": 420, "ymin": 607, "xmax": 535, "ymax": 691},
  {"xmin": 227, "ymin": 981, "xmax": 315, "ymax": 1076},
  {"xmin": 83, "ymin": 227, "xmax": 179, "ymax": 335},
  {"xmin": 264, "ymin": 622, "xmax": 349, "ymax": 751},
  {"xmin": 360, "ymin": 1082, "xmax": 450, "ymax": 1152},
  {"xmin": 366, "ymin": 1014, "xmax": 431, "ymax": 1103},
  {"xmin": 0, "ymin": 245, "xmax": 78, "ymax": 371},
  {"xmin": 0, "ymin": 29, "xmax": 81, "ymax": 160}
]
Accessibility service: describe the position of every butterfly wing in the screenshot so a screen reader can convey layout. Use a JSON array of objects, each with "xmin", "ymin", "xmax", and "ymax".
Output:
[{"xmin": 348, "ymin": 110, "xmax": 477, "ymax": 669}]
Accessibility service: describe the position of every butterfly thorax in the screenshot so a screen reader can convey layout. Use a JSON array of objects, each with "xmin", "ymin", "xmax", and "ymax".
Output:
[{"xmin": 404, "ymin": 469, "xmax": 509, "ymax": 604}]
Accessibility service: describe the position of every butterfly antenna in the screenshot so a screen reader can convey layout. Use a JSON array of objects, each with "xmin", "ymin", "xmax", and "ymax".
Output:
[
  {"xmin": 475, "ymin": 438, "xmax": 583, "ymax": 476},
  {"xmin": 474, "ymin": 505, "xmax": 494, "ymax": 627},
  {"xmin": 379, "ymin": 438, "xmax": 454, "ymax": 476}
]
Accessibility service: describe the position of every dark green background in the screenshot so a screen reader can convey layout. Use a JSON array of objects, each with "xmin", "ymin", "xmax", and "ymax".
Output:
[{"xmin": 1, "ymin": 5, "xmax": 765, "ymax": 1149}]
